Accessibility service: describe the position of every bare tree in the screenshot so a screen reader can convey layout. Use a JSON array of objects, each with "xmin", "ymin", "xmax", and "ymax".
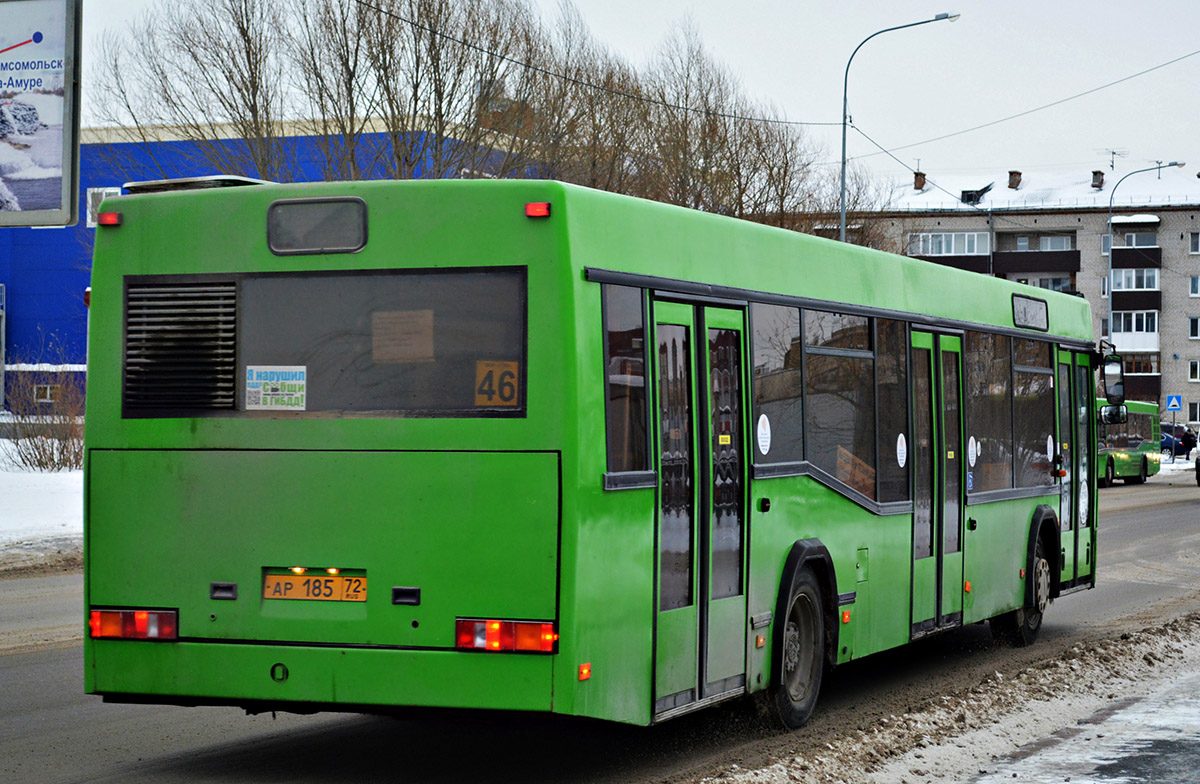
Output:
[
  {"xmin": 283, "ymin": 0, "xmax": 381, "ymax": 181},
  {"xmin": 86, "ymin": 0, "xmax": 888, "ymax": 249},
  {"xmin": 91, "ymin": 0, "xmax": 297, "ymax": 182}
]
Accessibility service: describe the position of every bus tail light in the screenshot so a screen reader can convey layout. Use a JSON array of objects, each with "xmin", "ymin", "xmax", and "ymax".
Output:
[
  {"xmin": 524, "ymin": 202, "xmax": 551, "ymax": 218},
  {"xmin": 455, "ymin": 619, "xmax": 557, "ymax": 653},
  {"xmin": 89, "ymin": 609, "xmax": 178, "ymax": 640},
  {"xmin": 97, "ymin": 211, "xmax": 123, "ymax": 226}
]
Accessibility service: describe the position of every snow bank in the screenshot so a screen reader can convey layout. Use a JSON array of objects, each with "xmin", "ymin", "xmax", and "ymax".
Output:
[{"xmin": 0, "ymin": 466, "xmax": 82, "ymax": 545}]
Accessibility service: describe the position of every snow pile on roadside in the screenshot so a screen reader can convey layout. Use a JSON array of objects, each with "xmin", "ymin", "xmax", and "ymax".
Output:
[
  {"xmin": 0, "ymin": 466, "xmax": 82, "ymax": 545},
  {"xmin": 717, "ymin": 615, "xmax": 1200, "ymax": 784},
  {"xmin": 1158, "ymin": 455, "xmax": 1196, "ymax": 475}
]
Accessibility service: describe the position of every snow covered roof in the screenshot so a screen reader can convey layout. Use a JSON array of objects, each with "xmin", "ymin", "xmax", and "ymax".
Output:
[
  {"xmin": 1109, "ymin": 214, "xmax": 1159, "ymax": 224},
  {"xmin": 887, "ymin": 165, "xmax": 1200, "ymax": 213}
]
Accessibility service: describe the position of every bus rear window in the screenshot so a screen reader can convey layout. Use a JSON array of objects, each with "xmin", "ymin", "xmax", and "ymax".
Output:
[
  {"xmin": 238, "ymin": 268, "xmax": 526, "ymax": 416},
  {"xmin": 268, "ymin": 198, "xmax": 367, "ymax": 255}
]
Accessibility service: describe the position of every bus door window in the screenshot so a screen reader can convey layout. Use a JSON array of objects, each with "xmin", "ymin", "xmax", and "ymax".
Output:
[{"xmin": 658, "ymin": 324, "xmax": 695, "ymax": 611}]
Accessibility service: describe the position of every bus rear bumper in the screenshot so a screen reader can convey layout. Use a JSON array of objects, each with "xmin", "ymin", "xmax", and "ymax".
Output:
[{"xmin": 86, "ymin": 640, "xmax": 555, "ymax": 714}]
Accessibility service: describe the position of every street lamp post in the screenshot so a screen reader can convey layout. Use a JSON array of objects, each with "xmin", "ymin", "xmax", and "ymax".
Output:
[
  {"xmin": 839, "ymin": 12, "xmax": 959, "ymax": 243},
  {"xmin": 1105, "ymin": 161, "xmax": 1186, "ymax": 344}
]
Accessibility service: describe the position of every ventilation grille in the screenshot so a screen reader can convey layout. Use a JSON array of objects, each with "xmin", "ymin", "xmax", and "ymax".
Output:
[{"xmin": 124, "ymin": 281, "xmax": 237, "ymax": 414}]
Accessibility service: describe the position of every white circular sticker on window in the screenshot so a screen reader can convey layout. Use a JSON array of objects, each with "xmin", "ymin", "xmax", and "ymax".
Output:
[
  {"xmin": 897, "ymin": 433, "xmax": 908, "ymax": 468},
  {"xmin": 1047, "ymin": 434, "xmax": 1055, "ymax": 462},
  {"xmin": 757, "ymin": 414, "xmax": 772, "ymax": 456},
  {"xmin": 968, "ymin": 436, "xmax": 978, "ymax": 467}
]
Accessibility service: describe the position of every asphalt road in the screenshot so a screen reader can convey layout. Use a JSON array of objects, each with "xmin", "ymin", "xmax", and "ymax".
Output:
[{"xmin": 2, "ymin": 480, "xmax": 1198, "ymax": 784}]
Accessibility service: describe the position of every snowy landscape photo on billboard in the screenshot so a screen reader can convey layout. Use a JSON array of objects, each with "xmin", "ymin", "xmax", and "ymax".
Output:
[{"xmin": 0, "ymin": 0, "xmax": 67, "ymax": 214}]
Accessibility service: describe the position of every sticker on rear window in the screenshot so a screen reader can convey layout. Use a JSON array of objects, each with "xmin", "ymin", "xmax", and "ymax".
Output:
[
  {"xmin": 246, "ymin": 366, "xmax": 307, "ymax": 410},
  {"xmin": 474, "ymin": 361, "xmax": 519, "ymax": 407}
]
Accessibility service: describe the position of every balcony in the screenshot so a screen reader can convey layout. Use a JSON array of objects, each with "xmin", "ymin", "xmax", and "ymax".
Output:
[
  {"xmin": 1110, "ymin": 332, "xmax": 1159, "ymax": 353},
  {"xmin": 992, "ymin": 249, "xmax": 1080, "ymax": 275},
  {"xmin": 1124, "ymin": 374, "xmax": 1161, "ymax": 402},
  {"xmin": 911, "ymin": 254, "xmax": 989, "ymax": 274},
  {"xmin": 1111, "ymin": 246, "xmax": 1161, "ymax": 268},
  {"xmin": 1110, "ymin": 291, "xmax": 1162, "ymax": 311}
]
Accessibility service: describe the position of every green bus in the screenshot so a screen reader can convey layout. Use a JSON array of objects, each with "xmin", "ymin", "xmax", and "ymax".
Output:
[
  {"xmin": 1097, "ymin": 398, "xmax": 1161, "ymax": 486},
  {"xmin": 83, "ymin": 179, "xmax": 1122, "ymax": 729}
]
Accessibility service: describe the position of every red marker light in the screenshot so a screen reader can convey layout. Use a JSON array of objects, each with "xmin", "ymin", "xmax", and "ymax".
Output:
[
  {"xmin": 89, "ymin": 609, "xmax": 178, "ymax": 640},
  {"xmin": 841, "ymin": 610, "xmax": 851, "ymax": 624},
  {"xmin": 97, "ymin": 212, "xmax": 122, "ymax": 226},
  {"xmin": 524, "ymin": 202, "xmax": 551, "ymax": 218},
  {"xmin": 964, "ymin": 580, "xmax": 972, "ymax": 593},
  {"xmin": 579, "ymin": 663, "xmax": 592, "ymax": 681},
  {"xmin": 455, "ymin": 619, "xmax": 558, "ymax": 653}
]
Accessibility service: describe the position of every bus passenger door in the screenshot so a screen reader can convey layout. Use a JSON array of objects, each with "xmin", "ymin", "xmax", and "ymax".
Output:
[
  {"xmin": 1056, "ymin": 353, "xmax": 1076, "ymax": 584},
  {"xmin": 651, "ymin": 302, "xmax": 749, "ymax": 718},
  {"xmin": 1073, "ymin": 356, "xmax": 1095, "ymax": 581},
  {"xmin": 910, "ymin": 331, "xmax": 965, "ymax": 637}
]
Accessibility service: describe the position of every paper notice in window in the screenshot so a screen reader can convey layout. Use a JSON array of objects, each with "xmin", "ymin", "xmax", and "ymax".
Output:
[{"xmin": 372, "ymin": 310, "xmax": 434, "ymax": 363}]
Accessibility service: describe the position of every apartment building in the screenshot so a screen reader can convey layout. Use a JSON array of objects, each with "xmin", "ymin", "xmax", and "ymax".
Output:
[{"xmin": 874, "ymin": 165, "xmax": 1200, "ymax": 426}]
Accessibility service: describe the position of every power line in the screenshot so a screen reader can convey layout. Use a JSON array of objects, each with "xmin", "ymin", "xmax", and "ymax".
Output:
[
  {"xmin": 840, "ymin": 47, "xmax": 1200, "ymax": 164},
  {"xmin": 350, "ymin": 0, "xmax": 841, "ymax": 128}
]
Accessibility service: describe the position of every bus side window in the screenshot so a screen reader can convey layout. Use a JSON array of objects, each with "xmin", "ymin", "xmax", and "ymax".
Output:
[{"xmin": 602, "ymin": 285, "xmax": 649, "ymax": 474}]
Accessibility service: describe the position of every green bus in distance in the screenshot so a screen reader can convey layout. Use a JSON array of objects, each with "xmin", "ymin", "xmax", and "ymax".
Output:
[
  {"xmin": 1097, "ymin": 398, "xmax": 1161, "ymax": 486},
  {"xmin": 83, "ymin": 179, "xmax": 1122, "ymax": 729}
]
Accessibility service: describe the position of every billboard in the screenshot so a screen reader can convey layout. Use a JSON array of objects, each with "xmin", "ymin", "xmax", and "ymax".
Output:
[{"xmin": 0, "ymin": 0, "xmax": 80, "ymax": 227}]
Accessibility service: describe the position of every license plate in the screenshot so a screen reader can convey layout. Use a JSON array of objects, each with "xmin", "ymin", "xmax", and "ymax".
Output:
[{"xmin": 263, "ymin": 574, "xmax": 367, "ymax": 602}]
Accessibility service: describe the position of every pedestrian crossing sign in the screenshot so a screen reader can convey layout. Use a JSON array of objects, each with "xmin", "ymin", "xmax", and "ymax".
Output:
[{"xmin": 1166, "ymin": 395, "xmax": 1182, "ymax": 411}]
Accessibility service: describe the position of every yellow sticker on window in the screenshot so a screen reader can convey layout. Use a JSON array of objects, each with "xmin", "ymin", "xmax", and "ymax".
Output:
[
  {"xmin": 475, "ymin": 361, "xmax": 520, "ymax": 407},
  {"xmin": 947, "ymin": 450, "xmax": 955, "ymax": 459},
  {"xmin": 719, "ymin": 434, "xmax": 732, "ymax": 445}
]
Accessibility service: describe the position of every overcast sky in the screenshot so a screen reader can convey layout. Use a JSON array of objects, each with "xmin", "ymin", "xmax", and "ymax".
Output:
[{"xmin": 79, "ymin": 0, "xmax": 1200, "ymax": 186}]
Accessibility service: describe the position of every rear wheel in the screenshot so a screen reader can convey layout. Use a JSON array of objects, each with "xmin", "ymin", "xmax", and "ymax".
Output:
[
  {"xmin": 1100, "ymin": 459, "xmax": 1114, "ymax": 488},
  {"xmin": 1125, "ymin": 458, "xmax": 1147, "ymax": 485},
  {"xmin": 991, "ymin": 537, "xmax": 1050, "ymax": 647},
  {"xmin": 773, "ymin": 569, "xmax": 825, "ymax": 729}
]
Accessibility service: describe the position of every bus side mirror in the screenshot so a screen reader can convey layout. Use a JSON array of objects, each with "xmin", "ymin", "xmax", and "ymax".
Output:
[
  {"xmin": 1100, "ymin": 404, "xmax": 1127, "ymax": 425},
  {"xmin": 1100, "ymin": 354, "xmax": 1125, "ymax": 406}
]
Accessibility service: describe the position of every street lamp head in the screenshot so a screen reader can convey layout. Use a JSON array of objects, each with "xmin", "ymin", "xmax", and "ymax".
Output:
[
  {"xmin": 1171, "ymin": 161, "xmax": 1186, "ymax": 168},
  {"xmin": 935, "ymin": 12, "xmax": 961, "ymax": 21}
]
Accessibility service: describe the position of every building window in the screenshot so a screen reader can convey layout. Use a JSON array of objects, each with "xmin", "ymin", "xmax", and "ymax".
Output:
[
  {"xmin": 908, "ymin": 232, "xmax": 990, "ymax": 257},
  {"xmin": 1016, "ymin": 236, "xmax": 1029, "ymax": 251},
  {"xmin": 1191, "ymin": 317, "xmax": 1200, "ymax": 339},
  {"xmin": 1101, "ymin": 317, "xmax": 1108, "ymax": 338},
  {"xmin": 1191, "ymin": 232, "xmax": 1199, "ymax": 254},
  {"xmin": 1125, "ymin": 232, "xmax": 1157, "ymax": 248},
  {"xmin": 1110, "ymin": 311, "xmax": 1158, "ymax": 334},
  {"xmin": 1190, "ymin": 402, "xmax": 1200, "ymax": 423},
  {"xmin": 1031, "ymin": 277, "xmax": 1070, "ymax": 292},
  {"xmin": 1102, "ymin": 234, "xmax": 1111, "ymax": 256},
  {"xmin": 1191, "ymin": 276, "xmax": 1199, "ymax": 297},
  {"xmin": 86, "ymin": 187, "xmax": 122, "ymax": 228},
  {"xmin": 34, "ymin": 384, "xmax": 61, "ymax": 403},
  {"xmin": 1101, "ymin": 275, "xmax": 1108, "ymax": 298},
  {"xmin": 1039, "ymin": 235, "xmax": 1073, "ymax": 251},
  {"xmin": 1110, "ymin": 268, "xmax": 1158, "ymax": 291},
  {"xmin": 1125, "ymin": 353, "xmax": 1159, "ymax": 374},
  {"xmin": 1190, "ymin": 360, "xmax": 1200, "ymax": 382}
]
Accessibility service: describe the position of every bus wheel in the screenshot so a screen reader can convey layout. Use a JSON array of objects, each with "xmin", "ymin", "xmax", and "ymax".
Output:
[
  {"xmin": 1126, "ymin": 459, "xmax": 1147, "ymax": 485},
  {"xmin": 991, "ymin": 538, "xmax": 1050, "ymax": 646},
  {"xmin": 1101, "ymin": 460, "xmax": 1114, "ymax": 488},
  {"xmin": 773, "ymin": 569, "xmax": 825, "ymax": 729}
]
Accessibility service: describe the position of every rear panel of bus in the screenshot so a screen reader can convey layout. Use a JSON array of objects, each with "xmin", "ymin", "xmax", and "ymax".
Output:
[{"xmin": 83, "ymin": 181, "xmax": 604, "ymax": 718}]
